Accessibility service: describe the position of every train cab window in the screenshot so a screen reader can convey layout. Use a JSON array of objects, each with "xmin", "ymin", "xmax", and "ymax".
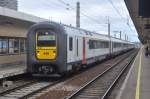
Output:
[
  {"xmin": 69, "ymin": 37, "xmax": 73, "ymax": 51},
  {"xmin": 37, "ymin": 31, "xmax": 56, "ymax": 47}
]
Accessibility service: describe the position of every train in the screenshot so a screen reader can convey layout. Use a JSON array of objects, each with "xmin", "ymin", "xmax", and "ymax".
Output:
[{"xmin": 27, "ymin": 21, "xmax": 134, "ymax": 76}]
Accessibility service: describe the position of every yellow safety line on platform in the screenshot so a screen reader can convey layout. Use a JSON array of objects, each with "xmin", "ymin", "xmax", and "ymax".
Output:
[{"xmin": 135, "ymin": 48, "xmax": 142, "ymax": 99}]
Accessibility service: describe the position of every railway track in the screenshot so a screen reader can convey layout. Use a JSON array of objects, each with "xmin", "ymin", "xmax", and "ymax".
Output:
[
  {"xmin": 0, "ymin": 80, "xmax": 60, "ymax": 99},
  {"xmin": 66, "ymin": 51, "xmax": 137, "ymax": 99},
  {"xmin": 0, "ymin": 50, "xmax": 137, "ymax": 99},
  {"xmin": 34, "ymin": 50, "xmax": 137, "ymax": 99}
]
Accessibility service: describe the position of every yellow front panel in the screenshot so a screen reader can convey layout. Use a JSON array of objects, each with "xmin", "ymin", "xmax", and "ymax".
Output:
[
  {"xmin": 36, "ymin": 30, "xmax": 57, "ymax": 60},
  {"xmin": 36, "ymin": 48, "xmax": 56, "ymax": 60}
]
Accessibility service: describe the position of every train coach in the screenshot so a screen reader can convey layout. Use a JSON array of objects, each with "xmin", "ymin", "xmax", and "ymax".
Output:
[{"xmin": 27, "ymin": 21, "xmax": 134, "ymax": 76}]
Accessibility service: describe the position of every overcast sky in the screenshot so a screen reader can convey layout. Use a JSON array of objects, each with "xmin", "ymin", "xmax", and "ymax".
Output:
[{"xmin": 18, "ymin": 0, "xmax": 139, "ymax": 42}]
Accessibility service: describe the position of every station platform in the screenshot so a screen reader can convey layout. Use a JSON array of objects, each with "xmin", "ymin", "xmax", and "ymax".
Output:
[
  {"xmin": 116, "ymin": 47, "xmax": 150, "ymax": 99},
  {"xmin": 0, "ymin": 64, "xmax": 26, "ymax": 79}
]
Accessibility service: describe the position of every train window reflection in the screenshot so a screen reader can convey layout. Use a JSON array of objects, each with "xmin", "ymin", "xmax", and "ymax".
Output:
[
  {"xmin": 89, "ymin": 40, "xmax": 109, "ymax": 49},
  {"xmin": 20, "ymin": 39, "xmax": 26, "ymax": 53},
  {"xmin": 9, "ymin": 39, "xmax": 14, "ymax": 54},
  {"xmin": 0, "ymin": 39, "xmax": 8, "ymax": 54},
  {"xmin": 14, "ymin": 39, "xmax": 19, "ymax": 53},
  {"xmin": 0, "ymin": 38, "xmax": 26, "ymax": 55}
]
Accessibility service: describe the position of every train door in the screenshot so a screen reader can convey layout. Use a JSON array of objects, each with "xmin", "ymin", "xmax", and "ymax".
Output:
[
  {"xmin": 68, "ymin": 36, "xmax": 75, "ymax": 63},
  {"xmin": 76, "ymin": 37, "xmax": 78, "ymax": 59},
  {"xmin": 75, "ymin": 36, "xmax": 79, "ymax": 61},
  {"xmin": 109, "ymin": 39, "xmax": 112, "ymax": 55},
  {"xmin": 82, "ymin": 37, "xmax": 86, "ymax": 64},
  {"xmin": 75, "ymin": 36, "xmax": 83, "ymax": 62},
  {"xmin": 111, "ymin": 41, "xmax": 113, "ymax": 54}
]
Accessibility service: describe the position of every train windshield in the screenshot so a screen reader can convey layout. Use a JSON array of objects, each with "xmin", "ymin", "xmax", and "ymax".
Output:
[{"xmin": 37, "ymin": 31, "xmax": 56, "ymax": 47}]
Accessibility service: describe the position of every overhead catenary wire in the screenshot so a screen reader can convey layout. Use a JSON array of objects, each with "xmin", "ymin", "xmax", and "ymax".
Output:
[
  {"xmin": 107, "ymin": 0, "xmax": 135, "ymax": 33},
  {"xmin": 38, "ymin": 0, "xmax": 68, "ymax": 10},
  {"xmin": 57, "ymin": 0, "xmax": 107, "ymax": 25},
  {"xmin": 37, "ymin": 0, "xmax": 135, "ymax": 34},
  {"xmin": 107, "ymin": 0, "xmax": 125, "ymax": 20},
  {"xmin": 58, "ymin": 0, "xmax": 135, "ymax": 33},
  {"xmin": 36, "ymin": 0, "xmax": 106, "ymax": 26}
]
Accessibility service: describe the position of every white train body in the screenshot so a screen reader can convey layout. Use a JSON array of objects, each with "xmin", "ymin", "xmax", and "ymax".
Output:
[
  {"xmin": 27, "ymin": 22, "xmax": 134, "ymax": 75},
  {"xmin": 64, "ymin": 25, "xmax": 133, "ymax": 70}
]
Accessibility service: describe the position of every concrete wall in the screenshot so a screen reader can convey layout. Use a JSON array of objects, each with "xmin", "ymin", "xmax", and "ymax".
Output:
[
  {"xmin": 0, "ymin": 21, "xmax": 33, "ymax": 66},
  {"xmin": 125, "ymin": 0, "xmax": 139, "ymax": 14},
  {"xmin": 0, "ymin": 54, "xmax": 26, "ymax": 66},
  {"xmin": 0, "ymin": 6, "xmax": 47, "ymax": 66},
  {"xmin": 0, "ymin": 22, "xmax": 30, "ymax": 37}
]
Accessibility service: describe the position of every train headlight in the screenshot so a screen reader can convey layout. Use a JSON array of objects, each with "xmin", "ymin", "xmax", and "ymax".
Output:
[{"xmin": 37, "ymin": 53, "xmax": 40, "ymax": 56}]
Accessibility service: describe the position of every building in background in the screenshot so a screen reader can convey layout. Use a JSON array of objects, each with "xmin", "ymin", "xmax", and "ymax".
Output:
[
  {"xmin": 0, "ymin": 0, "xmax": 18, "ymax": 10},
  {"xmin": 0, "ymin": 6, "xmax": 47, "ymax": 66}
]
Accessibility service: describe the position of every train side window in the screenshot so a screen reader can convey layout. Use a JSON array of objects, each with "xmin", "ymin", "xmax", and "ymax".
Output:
[
  {"xmin": 69, "ymin": 37, "xmax": 73, "ymax": 51},
  {"xmin": 89, "ymin": 40, "xmax": 94, "ymax": 49}
]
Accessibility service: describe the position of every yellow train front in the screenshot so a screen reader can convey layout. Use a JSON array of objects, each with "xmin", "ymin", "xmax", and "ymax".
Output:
[
  {"xmin": 36, "ymin": 31, "xmax": 57, "ymax": 60},
  {"xmin": 27, "ymin": 22, "xmax": 67, "ymax": 76}
]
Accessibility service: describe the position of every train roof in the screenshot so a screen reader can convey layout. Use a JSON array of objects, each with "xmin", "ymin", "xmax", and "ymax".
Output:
[
  {"xmin": 30, "ymin": 21, "xmax": 134, "ymax": 45},
  {"xmin": 63, "ymin": 24, "xmax": 133, "ymax": 44}
]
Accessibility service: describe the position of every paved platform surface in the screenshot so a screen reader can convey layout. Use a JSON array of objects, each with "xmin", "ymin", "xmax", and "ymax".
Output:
[
  {"xmin": 0, "ymin": 64, "xmax": 26, "ymax": 79},
  {"xmin": 116, "ymin": 47, "xmax": 150, "ymax": 99}
]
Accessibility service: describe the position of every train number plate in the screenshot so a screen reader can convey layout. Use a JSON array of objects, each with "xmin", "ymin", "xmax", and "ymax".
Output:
[{"xmin": 43, "ymin": 52, "xmax": 49, "ymax": 55}]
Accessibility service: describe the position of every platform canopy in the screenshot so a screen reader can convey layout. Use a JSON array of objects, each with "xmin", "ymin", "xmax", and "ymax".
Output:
[
  {"xmin": 125, "ymin": 0, "xmax": 150, "ymax": 44},
  {"xmin": 0, "ymin": 6, "xmax": 48, "ymax": 26}
]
